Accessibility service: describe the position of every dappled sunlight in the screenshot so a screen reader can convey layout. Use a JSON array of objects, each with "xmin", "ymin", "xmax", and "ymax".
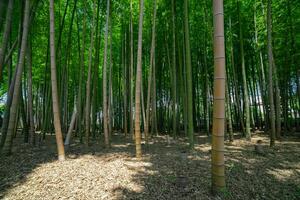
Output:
[
  {"xmin": 2, "ymin": 150, "xmax": 155, "ymax": 200},
  {"xmin": 1, "ymin": 134, "xmax": 299, "ymax": 199},
  {"xmin": 194, "ymin": 144, "xmax": 210, "ymax": 152},
  {"xmin": 111, "ymin": 144, "xmax": 131, "ymax": 148},
  {"xmin": 267, "ymin": 168, "xmax": 296, "ymax": 181}
]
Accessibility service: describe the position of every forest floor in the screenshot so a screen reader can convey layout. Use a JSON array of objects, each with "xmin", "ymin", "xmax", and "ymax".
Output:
[{"xmin": 0, "ymin": 132, "xmax": 300, "ymax": 200}]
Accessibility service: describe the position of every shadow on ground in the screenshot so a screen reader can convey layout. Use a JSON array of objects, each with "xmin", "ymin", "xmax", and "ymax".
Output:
[{"xmin": 0, "ymin": 133, "xmax": 299, "ymax": 199}]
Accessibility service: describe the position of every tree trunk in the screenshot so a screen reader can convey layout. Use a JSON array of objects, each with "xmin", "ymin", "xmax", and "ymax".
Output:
[
  {"xmin": 0, "ymin": 61, "xmax": 18, "ymax": 149},
  {"xmin": 77, "ymin": 7, "xmax": 86, "ymax": 143},
  {"xmin": 184, "ymin": 0, "xmax": 194, "ymax": 148},
  {"xmin": 91, "ymin": 0, "xmax": 101, "ymax": 138},
  {"xmin": 85, "ymin": 0, "xmax": 97, "ymax": 146},
  {"xmin": 226, "ymin": 81, "xmax": 234, "ymax": 142},
  {"xmin": 108, "ymin": 9, "xmax": 114, "ymax": 137},
  {"xmin": 238, "ymin": 0, "xmax": 251, "ymax": 140},
  {"xmin": 267, "ymin": 0, "xmax": 276, "ymax": 147},
  {"xmin": 204, "ymin": 8, "xmax": 210, "ymax": 136},
  {"xmin": 129, "ymin": 0, "xmax": 134, "ymax": 138},
  {"xmin": 1, "ymin": 0, "xmax": 30, "ymax": 155},
  {"xmin": 145, "ymin": 0, "xmax": 157, "ymax": 144},
  {"xmin": 171, "ymin": 0, "xmax": 177, "ymax": 138},
  {"xmin": 21, "ymin": 87, "xmax": 29, "ymax": 143},
  {"xmin": 122, "ymin": 27, "xmax": 128, "ymax": 137},
  {"xmin": 103, "ymin": 0, "xmax": 111, "ymax": 148},
  {"xmin": 228, "ymin": 17, "xmax": 244, "ymax": 132},
  {"xmin": 0, "ymin": 0, "xmax": 14, "ymax": 81},
  {"xmin": 151, "ymin": 41, "xmax": 158, "ymax": 136},
  {"xmin": 49, "ymin": 0, "xmax": 65, "ymax": 161},
  {"xmin": 254, "ymin": 2, "xmax": 267, "ymax": 130},
  {"xmin": 211, "ymin": 0, "xmax": 226, "ymax": 193},
  {"xmin": 64, "ymin": 105, "xmax": 77, "ymax": 146},
  {"xmin": 134, "ymin": 0, "xmax": 145, "ymax": 158},
  {"xmin": 273, "ymin": 63, "xmax": 281, "ymax": 139},
  {"xmin": 27, "ymin": 41, "xmax": 35, "ymax": 145},
  {"xmin": 0, "ymin": 0, "xmax": 7, "ymax": 32}
]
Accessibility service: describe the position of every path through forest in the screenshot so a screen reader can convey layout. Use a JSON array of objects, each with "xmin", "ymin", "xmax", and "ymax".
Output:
[{"xmin": 0, "ymin": 134, "xmax": 299, "ymax": 200}]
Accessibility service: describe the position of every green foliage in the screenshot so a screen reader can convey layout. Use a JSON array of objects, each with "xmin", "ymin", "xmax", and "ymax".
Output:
[
  {"xmin": 219, "ymin": 187, "xmax": 231, "ymax": 199},
  {"xmin": 0, "ymin": 0, "xmax": 299, "ymax": 144}
]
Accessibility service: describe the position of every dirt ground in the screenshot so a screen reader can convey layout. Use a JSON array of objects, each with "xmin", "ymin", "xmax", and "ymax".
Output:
[{"xmin": 0, "ymin": 133, "xmax": 299, "ymax": 200}]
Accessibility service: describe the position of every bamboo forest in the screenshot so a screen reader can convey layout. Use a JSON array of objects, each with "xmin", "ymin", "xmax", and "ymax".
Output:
[{"xmin": 0, "ymin": 0, "xmax": 299, "ymax": 199}]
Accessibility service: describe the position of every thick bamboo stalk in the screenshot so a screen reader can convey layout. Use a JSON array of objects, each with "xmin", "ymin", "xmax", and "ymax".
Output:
[
  {"xmin": 103, "ymin": 0, "xmax": 111, "ymax": 148},
  {"xmin": 212, "ymin": 0, "xmax": 226, "ymax": 193},
  {"xmin": 267, "ymin": 0, "xmax": 276, "ymax": 147},
  {"xmin": 49, "ymin": 0, "xmax": 65, "ymax": 161},
  {"xmin": 134, "ymin": 0, "xmax": 145, "ymax": 158}
]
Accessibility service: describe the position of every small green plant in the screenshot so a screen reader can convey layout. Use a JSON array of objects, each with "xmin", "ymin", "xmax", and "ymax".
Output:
[
  {"xmin": 219, "ymin": 187, "xmax": 231, "ymax": 198},
  {"xmin": 166, "ymin": 175, "xmax": 176, "ymax": 182}
]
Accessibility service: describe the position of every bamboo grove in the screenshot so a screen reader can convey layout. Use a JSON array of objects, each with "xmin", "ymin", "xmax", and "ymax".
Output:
[{"xmin": 0, "ymin": 0, "xmax": 299, "ymax": 194}]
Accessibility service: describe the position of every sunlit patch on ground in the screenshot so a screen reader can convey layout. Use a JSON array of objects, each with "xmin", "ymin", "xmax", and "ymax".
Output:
[{"xmin": 267, "ymin": 168, "xmax": 296, "ymax": 181}]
